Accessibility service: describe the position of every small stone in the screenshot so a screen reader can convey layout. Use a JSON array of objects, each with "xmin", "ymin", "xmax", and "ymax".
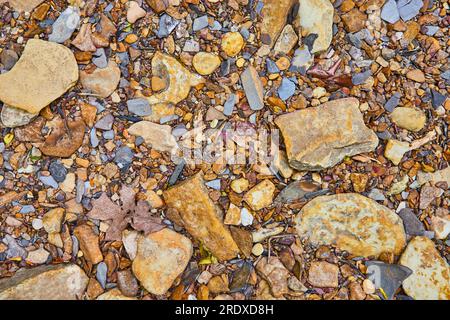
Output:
[
  {"xmin": 1, "ymin": 105, "xmax": 37, "ymax": 128},
  {"xmin": 74, "ymin": 224, "xmax": 103, "ymax": 265},
  {"xmin": 342, "ymin": 9, "xmax": 367, "ymax": 33},
  {"xmin": 42, "ymin": 208, "xmax": 64, "ymax": 234},
  {"xmin": 146, "ymin": 0, "xmax": 168, "ymax": 13},
  {"xmin": 419, "ymin": 186, "xmax": 443, "ymax": 210},
  {"xmin": 384, "ymin": 92, "xmax": 401, "ymax": 112},
  {"xmin": 274, "ymin": 24, "xmax": 299, "ymax": 55},
  {"xmin": 391, "ymin": 107, "xmax": 426, "ymax": 132},
  {"xmin": 25, "ymin": 248, "xmax": 49, "ymax": 265},
  {"xmin": 71, "ymin": 23, "xmax": 96, "ymax": 52},
  {"xmin": 48, "ymin": 6, "xmax": 80, "ymax": 43},
  {"xmin": 127, "ymin": 99, "xmax": 152, "ymax": 116},
  {"xmin": 406, "ymin": 69, "xmax": 425, "ymax": 82},
  {"xmin": 241, "ymin": 66, "xmax": 264, "ymax": 111},
  {"xmin": 278, "ymin": 78, "xmax": 296, "ymax": 101},
  {"xmin": 117, "ymin": 270, "xmax": 139, "ymax": 297},
  {"xmin": 193, "ymin": 15, "xmax": 209, "ymax": 31},
  {"xmin": 308, "ymin": 261, "xmax": 339, "ymax": 288},
  {"xmin": 296, "ymin": 193, "xmax": 406, "ymax": 257},
  {"xmin": 398, "ymin": 0, "xmax": 423, "ymax": 21},
  {"xmin": 362, "ymin": 279, "xmax": 376, "ymax": 295},
  {"xmin": 297, "ymin": 0, "xmax": 334, "ymax": 53},
  {"xmin": 1, "ymin": 49, "xmax": 18, "ymax": 71},
  {"xmin": 230, "ymin": 178, "xmax": 249, "ymax": 194},
  {"xmin": 0, "ymin": 264, "xmax": 88, "ymax": 300},
  {"xmin": 366, "ymin": 261, "xmax": 412, "ymax": 300},
  {"xmin": 127, "ymin": 1, "xmax": 146, "ymax": 24},
  {"xmin": 384, "ymin": 139, "xmax": 410, "ymax": 165},
  {"xmin": 399, "ymin": 236, "xmax": 449, "ymax": 300},
  {"xmin": 128, "ymin": 121, "xmax": 177, "ymax": 154},
  {"xmin": 208, "ymin": 276, "xmax": 229, "ymax": 294},
  {"xmin": 256, "ymin": 256, "xmax": 290, "ymax": 298},
  {"xmin": 49, "ymin": 161, "xmax": 67, "ymax": 183},
  {"xmin": 430, "ymin": 209, "xmax": 450, "ymax": 240},
  {"xmin": 349, "ymin": 282, "xmax": 366, "ymax": 300},
  {"xmin": 96, "ymin": 288, "xmax": 136, "ymax": 300},
  {"xmin": 80, "ymin": 61, "xmax": 121, "ymax": 98},
  {"xmin": 259, "ymin": 0, "xmax": 296, "ymax": 49},
  {"xmin": 192, "ymin": 52, "xmax": 221, "ymax": 76},
  {"xmin": 243, "ymin": 180, "xmax": 276, "ymax": 211},
  {"xmin": 240, "ymin": 208, "xmax": 253, "ymax": 227},
  {"xmin": 92, "ymin": 48, "xmax": 108, "ymax": 69},
  {"xmin": 221, "ymin": 32, "xmax": 245, "ymax": 57},
  {"xmin": 252, "ymin": 243, "xmax": 264, "ymax": 256},
  {"xmin": 132, "ymin": 228, "xmax": 192, "ymax": 295},
  {"xmin": 431, "ymin": 90, "xmax": 446, "ymax": 109},
  {"xmin": 95, "ymin": 114, "xmax": 114, "ymax": 131},
  {"xmin": 381, "ymin": 0, "xmax": 400, "ymax": 24},
  {"xmin": 0, "ymin": 0, "xmax": 44, "ymax": 12},
  {"xmin": 157, "ymin": 14, "xmax": 179, "ymax": 38}
]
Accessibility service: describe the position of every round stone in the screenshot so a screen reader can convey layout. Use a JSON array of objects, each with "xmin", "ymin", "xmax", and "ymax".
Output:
[
  {"xmin": 252, "ymin": 243, "xmax": 264, "ymax": 256},
  {"xmin": 192, "ymin": 52, "xmax": 221, "ymax": 76},
  {"xmin": 362, "ymin": 279, "xmax": 376, "ymax": 294},
  {"xmin": 221, "ymin": 32, "xmax": 245, "ymax": 57},
  {"xmin": 32, "ymin": 218, "xmax": 43, "ymax": 230}
]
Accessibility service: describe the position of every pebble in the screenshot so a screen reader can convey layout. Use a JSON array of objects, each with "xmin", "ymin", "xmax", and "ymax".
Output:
[
  {"xmin": 252, "ymin": 243, "xmax": 264, "ymax": 256},
  {"xmin": 406, "ymin": 69, "xmax": 425, "ymax": 82},
  {"xmin": 308, "ymin": 261, "xmax": 339, "ymax": 288},
  {"xmin": 49, "ymin": 6, "xmax": 80, "ymax": 43},
  {"xmin": 39, "ymin": 175, "xmax": 58, "ymax": 189},
  {"xmin": 96, "ymin": 262, "xmax": 108, "ymax": 289},
  {"xmin": 193, "ymin": 15, "xmax": 209, "ymax": 31},
  {"xmin": 49, "ymin": 161, "xmax": 68, "ymax": 183},
  {"xmin": 241, "ymin": 66, "xmax": 264, "ymax": 111},
  {"xmin": 92, "ymin": 48, "xmax": 108, "ymax": 69},
  {"xmin": 127, "ymin": 1, "xmax": 146, "ymax": 24},
  {"xmin": 381, "ymin": 0, "xmax": 400, "ymax": 24},
  {"xmin": 221, "ymin": 32, "xmax": 244, "ymax": 57},
  {"xmin": 127, "ymin": 99, "xmax": 152, "ymax": 116},
  {"xmin": 384, "ymin": 92, "xmax": 401, "ymax": 112},
  {"xmin": 398, "ymin": 0, "xmax": 423, "ymax": 21},
  {"xmin": 243, "ymin": 180, "xmax": 276, "ymax": 211},
  {"xmin": 278, "ymin": 78, "xmax": 296, "ymax": 101},
  {"xmin": 157, "ymin": 14, "xmax": 179, "ymax": 38},
  {"xmin": 192, "ymin": 52, "xmax": 221, "ymax": 75},
  {"xmin": 26, "ymin": 248, "xmax": 49, "ymax": 265},
  {"xmin": 80, "ymin": 61, "xmax": 121, "ymax": 98}
]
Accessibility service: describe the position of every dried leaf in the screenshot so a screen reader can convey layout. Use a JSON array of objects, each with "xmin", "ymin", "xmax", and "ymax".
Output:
[
  {"xmin": 131, "ymin": 201, "xmax": 165, "ymax": 235},
  {"xmin": 87, "ymin": 193, "xmax": 121, "ymax": 221}
]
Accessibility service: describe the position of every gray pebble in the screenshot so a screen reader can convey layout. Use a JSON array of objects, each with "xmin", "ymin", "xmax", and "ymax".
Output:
[
  {"xmin": 49, "ymin": 161, "xmax": 67, "ymax": 183},
  {"xmin": 39, "ymin": 175, "xmax": 59, "ymax": 189},
  {"xmin": 96, "ymin": 262, "xmax": 108, "ymax": 289},
  {"xmin": 384, "ymin": 92, "xmax": 401, "ymax": 112},
  {"xmin": 278, "ymin": 78, "xmax": 296, "ymax": 101},
  {"xmin": 157, "ymin": 14, "xmax": 179, "ymax": 38},
  {"xmin": 127, "ymin": 99, "xmax": 152, "ymax": 116},
  {"xmin": 95, "ymin": 114, "xmax": 114, "ymax": 131},
  {"xmin": 49, "ymin": 6, "xmax": 80, "ymax": 43},
  {"xmin": 193, "ymin": 15, "xmax": 209, "ymax": 31}
]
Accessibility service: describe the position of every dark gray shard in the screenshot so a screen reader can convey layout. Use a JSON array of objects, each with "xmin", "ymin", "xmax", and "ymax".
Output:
[
  {"xmin": 94, "ymin": 114, "xmax": 114, "ymax": 131},
  {"xmin": 168, "ymin": 159, "xmax": 185, "ymax": 186},
  {"xmin": 431, "ymin": 90, "xmax": 446, "ymax": 109},
  {"xmin": 49, "ymin": 161, "xmax": 68, "ymax": 183},
  {"xmin": 92, "ymin": 48, "xmax": 108, "ymax": 69},
  {"xmin": 278, "ymin": 77, "xmax": 296, "ymax": 101},
  {"xmin": 114, "ymin": 146, "xmax": 134, "ymax": 170},
  {"xmin": 384, "ymin": 92, "xmax": 401, "ymax": 112},
  {"xmin": 96, "ymin": 262, "xmax": 108, "ymax": 289},
  {"xmin": 366, "ymin": 261, "xmax": 413, "ymax": 300},
  {"xmin": 303, "ymin": 33, "xmax": 318, "ymax": 53},
  {"xmin": 220, "ymin": 59, "xmax": 231, "ymax": 76},
  {"xmin": 274, "ymin": 181, "xmax": 321, "ymax": 205},
  {"xmin": 157, "ymin": 14, "xmax": 179, "ymax": 38},
  {"xmin": 397, "ymin": 208, "xmax": 425, "ymax": 236}
]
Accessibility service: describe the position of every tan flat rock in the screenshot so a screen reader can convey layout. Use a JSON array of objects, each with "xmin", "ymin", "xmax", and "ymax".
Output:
[
  {"xmin": 128, "ymin": 121, "xmax": 178, "ymax": 154},
  {"xmin": 295, "ymin": 193, "xmax": 406, "ymax": 257},
  {"xmin": 399, "ymin": 237, "xmax": 450, "ymax": 300},
  {"xmin": 0, "ymin": 39, "xmax": 78, "ymax": 114},
  {"xmin": 0, "ymin": 0, "xmax": 44, "ymax": 12},
  {"xmin": 275, "ymin": 98, "xmax": 378, "ymax": 171},
  {"xmin": 80, "ymin": 61, "xmax": 121, "ymax": 98},
  {"xmin": 163, "ymin": 172, "xmax": 240, "ymax": 261}
]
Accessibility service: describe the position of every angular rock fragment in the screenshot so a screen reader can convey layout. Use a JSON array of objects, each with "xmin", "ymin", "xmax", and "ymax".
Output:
[
  {"xmin": 366, "ymin": 261, "xmax": 412, "ymax": 300},
  {"xmin": 132, "ymin": 228, "xmax": 192, "ymax": 295},
  {"xmin": 259, "ymin": 0, "xmax": 296, "ymax": 48},
  {"xmin": 275, "ymin": 98, "xmax": 378, "ymax": 171},
  {"xmin": 74, "ymin": 224, "xmax": 103, "ymax": 265},
  {"xmin": 147, "ymin": 52, "xmax": 204, "ymax": 106},
  {"xmin": 243, "ymin": 180, "xmax": 276, "ymax": 211},
  {"xmin": 80, "ymin": 61, "xmax": 121, "ymax": 98},
  {"xmin": 163, "ymin": 172, "xmax": 240, "ymax": 261},
  {"xmin": 381, "ymin": 0, "xmax": 400, "ymax": 24},
  {"xmin": 308, "ymin": 261, "xmax": 339, "ymax": 288},
  {"xmin": 0, "ymin": 0, "xmax": 44, "ymax": 12},
  {"xmin": 399, "ymin": 236, "xmax": 450, "ymax": 300},
  {"xmin": 274, "ymin": 24, "xmax": 299, "ymax": 55},
  {"xmin": 384, "ymin": 139, "xmax": 409, "ymax": 165},
  {"xmin": 295, "ymin": 193, "xmax": 406, "ymax": 257},
  {"xmin": 48, "ymin": 6, "xmax": 80, "ymax": 43},
  {"xmin": 0, "ymin": 264, "xmax": 88, "ymax": 300},
  {"xmin": 39, "ymin": 118, "xmax": 86, "ymax": 158},
  {"xmin": 128, "ymin": 121, "xmax": 178, "ymax": 154},
  {"xmin": 256, "ymin": 256, "xmax": 290, "ymax": 298},
  {"xmin": 417, "ymin": 167, "xmax": 450, "ymax": 186},
  {"xmin": 1, "ymin": 104, "xmax": 37, "ymax": 128},
  {"xmin": 296, "ymin": 0, "xmax": 334, "ymax": 53},
  {"xmin": 241, "ymin": 66, "xmax": 264, "ymax": 111},
  {"xmin": 0, "ymin": 39, "xmax": 78, "ymax": 114}
]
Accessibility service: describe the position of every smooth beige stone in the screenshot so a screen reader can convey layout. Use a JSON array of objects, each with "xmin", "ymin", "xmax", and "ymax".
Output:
[
  {"xmin": 295, "ymin": 193, "xmax": 406, "ymax": 257},
  {"xmin": 243, "ymin": 180, "xmax": 276, "ymax": 211},
  {"xmin": 0, "ymin": 39, "xmax": 78, "ymax": 114},
  {"xmin": 391, "ymin": 107, "xmax": 426, "ymax": 132},
  {"xmin": 80, "ymin": 61, "xmax": 121, "ymax": 98},
  {"xmin": 128, "ymin": 121, "xmax": 178, "ymax": 154},
  {"xmin": 384, "ymin": 139, "xmax": 410, "ymax": 165}
]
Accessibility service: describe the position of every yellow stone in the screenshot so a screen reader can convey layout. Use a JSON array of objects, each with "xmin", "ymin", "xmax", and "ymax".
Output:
[
  {"xmin": 243, "ymin": 180, "xmax": 276, "ymax": 211},
  {"xmin": 221, "ymin": 32, "xmax": 245, "ymax": 57},
  {"xmin": 192, "ymin": 52, "xmax": 221, "ymax": 76}
]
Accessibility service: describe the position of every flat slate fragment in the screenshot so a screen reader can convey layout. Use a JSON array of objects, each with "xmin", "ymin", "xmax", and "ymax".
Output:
[{"xmin": 275, "ymin": 98, "xmax": 378, "ymax": 171}]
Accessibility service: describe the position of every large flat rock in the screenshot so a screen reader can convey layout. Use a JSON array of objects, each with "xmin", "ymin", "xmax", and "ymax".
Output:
[
  {"xmin": 295, "ymin": 193, "xmax": 406, "ymax": 257},
  {"xmin": 0, "ymin": 39, "xmax": 78, "ymax": 114},
  {"xmin": 275, "ymin": 98, "xmax": 378, "ymax": 171},
  {"xmin": 0, "ymin": 264, "xmax": 88, "ymax": 300},
  {"xmin": 163, "ymin": 172, "xmax": 240, "ymax": 261},
  {"xmin": 399, "ymin": 236, "xmax": 450, "ymax": 300},
  {"xmin": 0, "ymin": 0, "xmax": 44, "ymax": 12},
  {"xmin": 132, "ymin": 228, "xmax": 192, "ymax": 295}
]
